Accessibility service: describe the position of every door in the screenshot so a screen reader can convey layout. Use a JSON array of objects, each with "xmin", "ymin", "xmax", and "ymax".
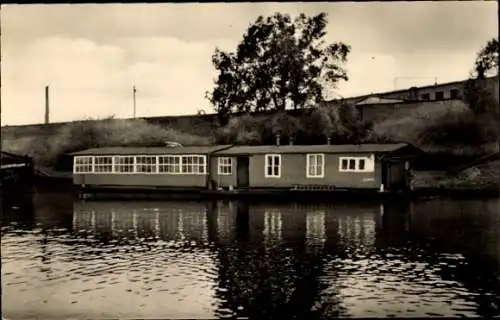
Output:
[
  {"xmin": 236, "ymin": 156, "xmax": 250, "ymax": 188},
  {"xmin": 381, "ymin": 161, "xmax": 390, "ymax": 190}
]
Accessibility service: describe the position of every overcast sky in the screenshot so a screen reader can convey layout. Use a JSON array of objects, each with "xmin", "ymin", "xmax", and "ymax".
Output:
[{"xmin": 1, "ymin": 2, "xmax": 497, "ymax": 125}]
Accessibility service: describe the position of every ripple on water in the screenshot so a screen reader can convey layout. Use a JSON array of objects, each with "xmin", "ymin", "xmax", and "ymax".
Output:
[{"xmin": 3, "ymin": 199, "xmax": 500, "ymax": 318}]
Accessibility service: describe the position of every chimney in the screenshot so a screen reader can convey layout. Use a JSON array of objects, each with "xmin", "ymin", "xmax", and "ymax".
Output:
[
  {"xmin": 276, "ymin": 134, "xmax": 281, "ymax": 146},
  {"xmin": 45, "ymin": 85, "xmax": 50, "ymax": 124}
]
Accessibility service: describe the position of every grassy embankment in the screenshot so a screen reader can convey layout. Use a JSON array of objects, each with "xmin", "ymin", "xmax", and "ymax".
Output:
[
  {"xmin": 371, "ymin": 99, "xmax": 498, "ymax": 191},
  {"xmin": 2, "ymin": 98, "xmax": 498, "ymax": 192},
  {"xmin": 1, "ymin": 117, "xmax": 213, "ymax": 170}
]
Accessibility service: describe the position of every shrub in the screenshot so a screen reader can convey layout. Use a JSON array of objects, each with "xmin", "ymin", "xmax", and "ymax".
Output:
[
  {"xmin": 215, "ymin": 103, "xmax": 371, "ymax": 145},
  {"xmin": 368, "ymin": 99, "xmax": 498, "ymax": 154},
  {"xmin": 215, "ymin": 114, "xmax": 265, "ymax": 145}
]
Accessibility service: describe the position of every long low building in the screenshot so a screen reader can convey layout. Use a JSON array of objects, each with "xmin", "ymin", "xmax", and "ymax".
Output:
[
  {"xmin": 335, "ymin": 75, "xmax": 499, "ymax": 105},
  {"xmin": 71, "ymin": 143, "xmax": 422, "ymax": 197}
]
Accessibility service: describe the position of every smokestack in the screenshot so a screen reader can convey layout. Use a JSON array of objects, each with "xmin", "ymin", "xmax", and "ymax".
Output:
[
  {"xmin": 276, "ymin": 134, "xmax": 281, "ymax": 146},
  {"xmin": 45, "ymin": 85, "xmax": 50, "ymax": 124}
]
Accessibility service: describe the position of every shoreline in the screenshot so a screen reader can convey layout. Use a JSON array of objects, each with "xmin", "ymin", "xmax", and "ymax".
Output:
[
  {"xmin": 73, "ymin": 184, "xmax": 499, "ymax": 202},
  {"xmin": 31, "ymin": 171, "xmax": 500, "ymax": 201}
]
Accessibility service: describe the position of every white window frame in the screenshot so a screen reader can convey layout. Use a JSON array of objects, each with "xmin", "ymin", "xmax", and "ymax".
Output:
[
  {"xmin": 72, "ymin": 154, "xmax": 207, "ymax": 175},
  {"xmin": 158, "ymin": 155, "xmax": 181, "ymax": 174},
  {"xmin": 265, "ymin": 154, "xmax": 281, "ymax": 178},
  {"xmin": 113, "ymin": 156, "xmax": 135, "ymax": 173},
  {"xmin": 218, "ymin": 157, "xmax": 233, "ymax": 175},
  {"xmin": 93, "ymin": 156, "xmax": 114, "ymax": 174},
  {"xmin": 135, "ymin": 155, "xmax": 158, "ymax": 174},
  {"xmin": 338, "ymin": 156, "xmax": 374, "ymax": 173},
  {"xmin": 306, "ymin": 153, "xmax": 325, "ymax": 178},
  {"xmin": 73, "ymin": 156, "xmax": 93, "ymax": 173},
  {"xmin": 181, "ymin": 155, "xmax": 207, "ymax": 175}
]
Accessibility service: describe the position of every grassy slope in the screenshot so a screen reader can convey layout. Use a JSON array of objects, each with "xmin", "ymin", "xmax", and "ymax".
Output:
[
  {"xmin": 369, "ymin": 99, "xmax": 498, "ymax": 155},
  {"xmin": 1, "ymin": 118, "xmax": 213, "ymax": 168},
  {"xmin": 413, "ymin": 159, "xmax": 499, "ymax": 191}
]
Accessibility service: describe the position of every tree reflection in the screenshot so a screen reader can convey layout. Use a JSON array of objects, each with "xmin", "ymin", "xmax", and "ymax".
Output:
[{"xmin": 211, "ymin": 201, "xmax": 346, "ymax": 319}]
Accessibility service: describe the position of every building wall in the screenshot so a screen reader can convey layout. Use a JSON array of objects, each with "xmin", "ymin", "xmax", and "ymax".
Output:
[
  {"xmin": 381, "ymin": 83, "xmax": 466, "ymax": 101},
  {"xmin": 73, "ymin": 173, "xmax": 207, "ymax": 188},
  {"xmin": 210, "ymin": 156, "xmax": 238, "ymax": 187},
  {"xmin": 378, "ymin": 76, "xmax": 499, "ymax": 102},
  {"xmin": 212, "ymin": 153, "xmax": 383, "ymax": 189}
]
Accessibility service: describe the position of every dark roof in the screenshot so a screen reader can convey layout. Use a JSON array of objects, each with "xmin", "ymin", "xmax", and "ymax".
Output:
[
  {"xmin": 356, "ymin": 97, "xmax": 404, "ymax": 105},
  {"xmin": 1, "ymin": 151, "xmax": 31, "ymax": 166},
  {"xmin": 71, "ymin": 145, "xmax": 232, "ymax": 156},
  {"xmin": 214, "ymin": 143, "xmax": 415, "ymax": 156}
]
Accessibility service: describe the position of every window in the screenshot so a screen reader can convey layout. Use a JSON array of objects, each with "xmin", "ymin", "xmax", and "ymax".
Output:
[
  {"xmin": 181, "ymin": 155, "xmax": 206, "ymax": 174},
  {"xmin": 94, "ymin": 156, "xmax": 113, "ymax": 173},
  {"xmin": 74, "ymin": 156, "xmax": 93, "ymax": 173},
  {"xmin": 306, "ymin": 154, "xmax": 325, "ymax": 178},
  {"xmin": 114, "ymin": 156, "xmax": 135, "ymax": 173},
  {"xmin": 339, "ymin": 156, "xmax": 374, "ymax": 173},
  {"xmin": 218, "ymin": 157, "xmax": 232, "ymax": 175},
  {"xmin": 358, "ymin": 159, "xmax": 366, "ymax": 170},
  {"xmin": 421, "ymin": 93, "xmax": 430, "ymax": 100},
  {"xmin": 435, "ymin": 91, "xmax": 444, "ymax": 100},
  {"xmin": 265, "ymin": 154, "xmax": 281, "ymax": 178},
  {"xmin": 450, "ymin": 89, "xmax": 460, "ymax": 99},
  {"xmin": 159, "ymin": 155, "xmax": 181, "ymax": 174},
  {"xmin": 157, "ymin": 155, "xmax": 206, "ymax": 174},
  {"xmin": 136, "ymin": 156, "xmax": 158, "ymax": 173}
]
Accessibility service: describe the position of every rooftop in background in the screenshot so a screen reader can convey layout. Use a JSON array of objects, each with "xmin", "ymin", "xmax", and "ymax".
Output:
[
  {"xmin": 330, "ymin": 75, "xmax": 499, "ymax": 104},
  {"xmin": 355, "ymin": 97, "xmax": 405, "ymax": 105}
]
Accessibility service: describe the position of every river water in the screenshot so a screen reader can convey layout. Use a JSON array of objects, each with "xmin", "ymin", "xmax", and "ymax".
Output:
[{"xmin": 2, "ymin": 193, "xmax": 499, "ymax": 319}]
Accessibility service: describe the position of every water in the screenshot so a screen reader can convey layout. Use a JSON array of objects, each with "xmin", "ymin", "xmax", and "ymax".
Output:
[{"xmin": 2, "ymin": 194, "xmax": 499, "ymax": 319}]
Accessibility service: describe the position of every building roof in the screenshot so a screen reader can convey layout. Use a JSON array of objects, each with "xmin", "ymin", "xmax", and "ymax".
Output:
[
  {"xmin": 355, "ymin": 96, "xmax": 404, "ymax": 105},
  {"xmin": 71, "ymin": 145, "xmax": 232, "ymax": 156},
  {"xmin": 213, "ymin": 143, "xmax": 416, "ymax": 156}
]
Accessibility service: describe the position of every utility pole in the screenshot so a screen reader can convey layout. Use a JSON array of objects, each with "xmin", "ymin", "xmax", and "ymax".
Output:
[
  {"xmin": 45, "ymin": 85, "xmax": 50, "ymax": 124},
  {"xmin": 133, "ymin": 86, "xmax": 137, "ymax": 119}
]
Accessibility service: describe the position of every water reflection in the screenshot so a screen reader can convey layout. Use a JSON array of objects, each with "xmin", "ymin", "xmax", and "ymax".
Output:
[{"xmin": 1, "ymin": 195, "xmax": 499, "ymax": 318}]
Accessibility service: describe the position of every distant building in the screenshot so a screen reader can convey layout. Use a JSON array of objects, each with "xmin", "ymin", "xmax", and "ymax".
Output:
[{"xmin": 332, "ymin": 75, "xmax": 499, "ymax": 105}]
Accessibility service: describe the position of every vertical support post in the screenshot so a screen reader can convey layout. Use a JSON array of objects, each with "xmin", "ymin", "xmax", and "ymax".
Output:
[
  {"xmin": 45, "ymin": 85, "xmax": 50, "ymax": 124},
  {"xmin": 133, "ymin": 86, "xmax": 137, "ymax": 119}
]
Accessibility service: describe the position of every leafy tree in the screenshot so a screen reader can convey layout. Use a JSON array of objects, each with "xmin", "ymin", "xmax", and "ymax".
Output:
[
  {"xmin": 464, "ymin": 38, "xmax": 499, "ymax": 116},
  {"xmin": 206, "ymin": 12, "xmax": 350, "ymax": 122},
  {"xmin": 473, "ymin": 38, "xmax": 499, "ymax": 79}
]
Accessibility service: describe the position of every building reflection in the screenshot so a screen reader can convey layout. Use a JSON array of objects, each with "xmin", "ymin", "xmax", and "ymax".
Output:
[
  {"xmin": 70, "ymin": 198, "xmax": 500, "ymax": 318},
  {"xmin": 211, "ymin": 202, "xmax": 355, "ymax": 319},
  {"xmin": 73, "ymin": 201, "xmax": 210, "ymax": 244}
]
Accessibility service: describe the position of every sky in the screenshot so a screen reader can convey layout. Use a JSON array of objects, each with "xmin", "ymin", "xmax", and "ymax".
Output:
[{"xmin": 1, "ymin": 2, "xmax": 497, "ymax": 125}]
